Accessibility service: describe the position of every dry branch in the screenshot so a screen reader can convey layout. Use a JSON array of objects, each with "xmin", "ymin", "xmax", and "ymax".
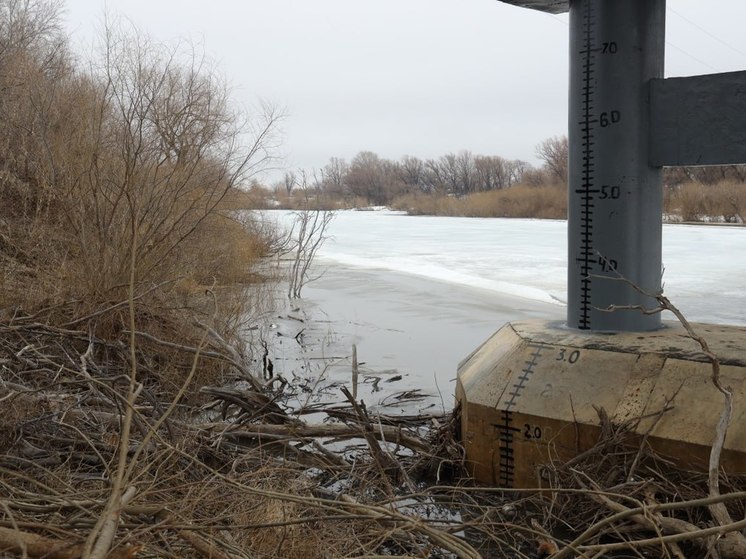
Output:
[
  {"xmin": 156, "ymin": 512, "xmax": 241, "ymax": 559},
  {"xmin": 573, "ymin": 489, "xmax": 746, "ymax": 558},
  {"xmin": 220, "ymin": 423, "xmax": 431, "ymax": 454},
  {"xmin": 0, "ymin": 526, "xmax": 140, "ymax": 559},
  {"xmin": 341, "ymin": 386, "xmax": 400, "ymax": 480}
]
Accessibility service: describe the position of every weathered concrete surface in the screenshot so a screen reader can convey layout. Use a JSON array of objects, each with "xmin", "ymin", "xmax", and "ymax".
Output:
[
  {"xmin": 650, "ymin": 70, "xmax": 746, "ymax": 166},
  {"xmin": 497, "ymin": 0, "xmax": 568, "ymax": 14},
  {"xmin": 457, "ymin": 320, "xmax": 746, "ymax": 487}
]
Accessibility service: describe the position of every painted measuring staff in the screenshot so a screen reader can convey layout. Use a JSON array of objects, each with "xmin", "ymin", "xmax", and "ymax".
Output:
[
  {"xmin": 500, "ymin": 0, "xmax": 746, "ymax": 332},
  {"xmin": 568, "ymin": 0, "xmax": 664, "ymax": 331}
]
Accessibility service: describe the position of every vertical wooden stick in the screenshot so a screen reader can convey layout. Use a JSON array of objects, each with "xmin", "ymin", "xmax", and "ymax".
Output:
[{"xmin": 352, "ymin": 344, "xmax": 358, "ymax": 400}]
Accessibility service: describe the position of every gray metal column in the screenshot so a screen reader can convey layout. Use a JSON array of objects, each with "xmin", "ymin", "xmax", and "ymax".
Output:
[{"xmin": 567, "ymin": 0, "xmax": 665, "ymax": 331}]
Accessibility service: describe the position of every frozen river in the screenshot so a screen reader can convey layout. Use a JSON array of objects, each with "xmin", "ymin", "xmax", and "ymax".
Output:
[
  {"xmin": 314, "ymin": 210, "xmax": 746, "ymax": 326},
  {"xmin": 263, "ymin": 210, "xmax": 746, "ymax": 411}
]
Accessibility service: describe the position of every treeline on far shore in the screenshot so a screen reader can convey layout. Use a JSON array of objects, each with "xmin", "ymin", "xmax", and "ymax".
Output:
[{"xmin": 243, "ymin": 136, "xmax": 746, "ymax": 223}]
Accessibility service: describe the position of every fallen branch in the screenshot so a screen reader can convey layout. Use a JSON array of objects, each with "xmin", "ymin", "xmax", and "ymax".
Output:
[
  {"xmin": 156, "ymin": 512, "xmax": 240, "ymax": 559},
  {"xmin": 200, "ymin": 386, "xmax": 296, "ymax": 425},
  {"xmin": 221, "ymin": 422, "xmax": 431, "ymax": 454},
  {"xmin": 129, "ymin": 329, "xmax": 262, "ymax": 391},
  {"xmin": 552, "ymin": 482, "xmax": 746, "ymax": 558},
  {"xmin": 341, "ymin": 386, "xmax": 400, "ymax": 481},
  {"xmin": 0, "ymin": 526, "xmax": 140, "ymax": 559}
]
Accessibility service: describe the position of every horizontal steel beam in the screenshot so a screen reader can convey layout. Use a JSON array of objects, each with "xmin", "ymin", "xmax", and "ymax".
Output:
[
  {"xmin": 650, "ymin": 70, "xmax": 746, "ymax": 166},
  {"xmin": 497, "ymin": 0, "xmax": 569, "ymax": 14}
]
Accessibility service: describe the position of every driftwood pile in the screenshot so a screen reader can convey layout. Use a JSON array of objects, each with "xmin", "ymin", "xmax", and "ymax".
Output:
[
  {"xmin": 0, "ymin": 313, "xmax": 472, "ymax": 559},
  {"xmin": 0, "ymin": 310, "xmax": 745, "ymax": 558}
]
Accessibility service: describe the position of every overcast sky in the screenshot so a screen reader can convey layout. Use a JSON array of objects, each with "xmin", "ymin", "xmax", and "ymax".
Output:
[{"xmin": 61, "ymin": 1, "xmax": 746, "ymax": 185}]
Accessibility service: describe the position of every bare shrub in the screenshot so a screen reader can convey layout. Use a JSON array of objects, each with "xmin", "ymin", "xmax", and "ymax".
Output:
[
  {"xmin": 0, "ymin": 4, "xmax": 283, "ymax": 399},
  {"xmin": 287, "ymin": 207, "xmax": 334, "ymax": 298},
  {"xmin": 60, "ymin": 23, "xmax": 280, "ymax": 297}
]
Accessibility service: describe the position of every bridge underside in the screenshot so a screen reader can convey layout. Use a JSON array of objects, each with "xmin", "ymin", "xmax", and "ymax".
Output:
[{"xmin": 498, "ymin": 0, "xmax": 568, "ymax": 14}]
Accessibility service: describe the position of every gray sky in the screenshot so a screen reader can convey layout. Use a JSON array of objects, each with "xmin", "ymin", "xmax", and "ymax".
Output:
[{"xmin": 61, "ymin": 1, "xmax": 746, "ymax": 185}]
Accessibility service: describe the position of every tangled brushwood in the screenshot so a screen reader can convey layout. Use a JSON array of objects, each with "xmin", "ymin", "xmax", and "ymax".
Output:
[
  {"xmin": 4, "ymin": 299, "xmax": 743, "ymax": 559},
  {"xmin": 2, "ymin": 308, "xmax": 746, "ymax": 559},
  {"xmin": 0, "ymin": 311, "xmax": 471, "ymax": 559}
]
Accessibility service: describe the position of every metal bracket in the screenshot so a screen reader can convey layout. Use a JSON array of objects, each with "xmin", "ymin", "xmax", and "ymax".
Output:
[{"xmin": 650, "ymin": 70, "xmax": 746, "ymax": 167}]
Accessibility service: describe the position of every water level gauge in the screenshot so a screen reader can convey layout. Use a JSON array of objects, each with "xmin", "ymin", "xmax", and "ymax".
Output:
[
  {"xmin": 456, "ymin": 0, "xmax": 746, "ymax": 488},
  {"xmin": 567, "ymin": 0, "xmax": 665, "ymax": 331}
]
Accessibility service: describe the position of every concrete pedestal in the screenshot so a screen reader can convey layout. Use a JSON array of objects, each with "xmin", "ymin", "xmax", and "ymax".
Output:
[{"xmin": 456, "ymin": 320, "xmax": 746, "ymax": 487}]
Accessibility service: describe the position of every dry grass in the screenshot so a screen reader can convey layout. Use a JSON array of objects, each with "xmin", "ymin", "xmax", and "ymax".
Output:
[
  {"xmin": 666, "ymin": 181, "xmax": 746, "ymax": 223},
  {"xmin": 396, "ymin": 180, "xmax": 746, "ymax": 224},
  {"xmin": 391, "ymin": 184, "xmax": 567, "ymax": 219}
]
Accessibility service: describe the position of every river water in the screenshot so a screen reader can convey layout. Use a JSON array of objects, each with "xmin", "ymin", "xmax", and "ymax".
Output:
[{"xmin": 261, "ymin": 210, "xmax": 746, "ymax": 411}]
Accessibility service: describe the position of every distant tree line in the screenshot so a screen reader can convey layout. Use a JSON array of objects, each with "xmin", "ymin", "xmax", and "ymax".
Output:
[
  {"xmin": 279, "ymin": 136, "xmax": 569, "ymax": 207},
  {"xmin": 664, "ymin": 165, "xmax": 746, "ymax": 186},
  {"xmin": 269, "ymin": 134, "xmax": 745, "ymax": 223}
]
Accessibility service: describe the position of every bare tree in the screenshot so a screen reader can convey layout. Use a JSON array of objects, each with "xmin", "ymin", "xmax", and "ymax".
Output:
[
  {"xmin": 509, "ymin": 159, "xmax": 529, "ymax": 185},
  {"xmin": 0, "ymin": 0, "xmax": 65, "ymax": 63},
  {"xmin": 455, "ymin": 150, "xmax": 477, "ymax": 194},
  {"xmin": 398, "ymin": 155, "xmax": 424, "ymax": 189},
  {"xmin": 536, "ymin": 135, "xmax": 568, "ymax": 185},
  {"xmin": 345, "ymin": 151, "xmax": 388, "ymax": 204},
  {"xmin": 665, "ymin": 164, "xmax": 746, "ymax": 186},
  {"xmin": 319, "ymin": 157, "xmax": 348, "ymax": 195},
  {"xmin": 284, "ymin": 171, "xmax": 296, "ymax": 196},
  {"xmin": 0, "ymin": 0, "xmax": 70, "ymax": 220},
  {"xmin": 474, "ymin": 155, "xmax": 520, "ymax": 191},
  {"xmin": 423, "ymin": 158, "xmax": 447, "ymax": 194},
  {"xmin": 441, "ymin": 153, "xmax": 461, "ymax": 194}
]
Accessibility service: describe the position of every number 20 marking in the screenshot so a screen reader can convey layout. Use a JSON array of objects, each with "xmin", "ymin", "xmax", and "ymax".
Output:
[{"xmin": 523, "ymin": 424, "xmax": 543, "ymax": 440}]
